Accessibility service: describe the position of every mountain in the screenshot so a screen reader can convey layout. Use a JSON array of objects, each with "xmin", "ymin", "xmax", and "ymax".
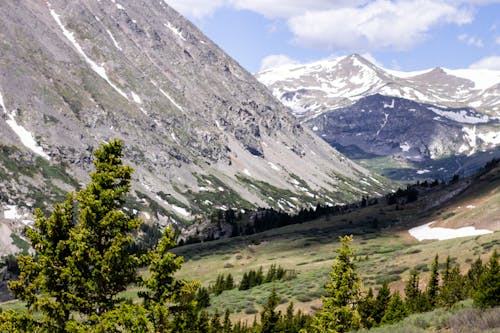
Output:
[
  {"xmin": 257, "ymin": 54, "xmax": 500, "ymax": 121},
  {"xmin": 0, "ymin": 1, "xmax": 391, "ymax": 256},
  {"xmin": 256, "ymin": 54, "xmax": 500, "ymax": 180}
]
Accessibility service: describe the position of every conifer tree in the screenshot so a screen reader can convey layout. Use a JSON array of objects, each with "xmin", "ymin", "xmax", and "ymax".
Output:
[
  {"xmin": 6, "ymin": 140, "xmax": 144, "ymax": 331},
  {"xmin": 223, "ymin": 309, "xmax": 232, "ymax": 333},
  {"xmin": 405, "ymin": 270, "xmax": 423, "ymax": 313},
  {"xmin": 466, "ymin": 257, "xmax": 485, "ymax": 296},
  {"xmin": 197, "ymin": 310, "xmax": 210, "ymax": 332},
  {"xmin": 440, "ymin": 261, "xmax": 464, "ymax": 308},
  {"xmin": 425, "ymin": 255, "xmax": 440, "ymax": 309},
  {"xmin": 380, "ymin": 291, "xmax": 406, "ymax": 325},
  {"xmin": 373, "ymin": 282, "xmax": 391, "ymax": 324},
  {"xmin": 210, "ymin": 309, "xmax": 223, "ymax": 333},
  {"xmin": 260, "ymin": 289, "xmax": 281, "ymax": 333},
  {"xmin": 474, "ymin": 250, "xmax": 500, "ymax": 308},
  {"xmin": 358, "ymin": 288, "xmax": 376, "ymax": 329},
  {"xmin": 311, "ymin": 235, "xmax": 361, "ymax": 333}
]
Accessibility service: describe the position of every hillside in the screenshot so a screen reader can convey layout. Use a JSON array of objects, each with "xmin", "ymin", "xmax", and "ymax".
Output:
[
  {"xmin": 0, "ymin": 1, "xmax": 391, "ymax": 257},
  {"xmin": 172, "ymin": 162, "xmax": 500, "ymax": 322}
]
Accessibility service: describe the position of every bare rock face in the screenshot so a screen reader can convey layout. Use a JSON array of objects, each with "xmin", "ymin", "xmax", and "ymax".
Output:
[{"xmin": 0, "ymin": 0, "xmax": 390, "ymax": 238}]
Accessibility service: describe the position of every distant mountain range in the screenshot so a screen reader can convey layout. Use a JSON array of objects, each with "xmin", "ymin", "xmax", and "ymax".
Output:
[
  {"xmin": 257, "ymin": 54, "xmax": 500, "ymax": 180},
  {"xmin": 0, "ymin": 1, "xmax": 391, "ymax": 257}
]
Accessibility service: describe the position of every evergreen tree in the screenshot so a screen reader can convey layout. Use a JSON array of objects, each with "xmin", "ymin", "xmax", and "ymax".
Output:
[
  {"xmin": 474, "ymin": 250, "xmax": 500, "ymax": 308},
  {"xmin": 405, "ymin": 270, "xmax": 423, "ymax": 313},
  {"xmin": 260, "ymin": 289, "xmax": 281, "ymax": 333},
  {"xmin": 225, "ymin": 274, "xmax": 235, "ymax": 290},
  {"xmin": 380, "ymin": 291, "xmax": 406, "ymax": 325},
  {"xmin": 425, "ymin": 255, "xmax": 440, "ymax": 310},
  {"xmin": 195, "ymin": 286, "xmax": 211, "ymax": 309},
  {"xmin": 197, "ymin": 310, "xmax": 210, "ymax": 333},
  {"xmin": 6, "ymin": 140, "xmax": 144, "ymax": 331},
  {"xmin": 466, "ymin": 257, "xmax": 485, "ymax": 296},
  {"xmin": 210, "ymin": 309, "xmax": 222, "ymax": 333},
  {"xmin": 440, "ymin": 263, "xmax": 464, "ymax": 308},
  {"xmin": 373, "ymin": 282, "xmax": 391, "ymax": 324},
  {"xmin": 283, "ymin": 302, "xmax": 296, "ymax": 333},
  {"xmin": 358, "ymin": 288, "xmax": 376, "ymax": 329},
  {"xmin": 223, "ymin": 309, "xmax": 232, "ymax": 333},
  {"xmin": 311, "ymin": 235, "xmax": 361, "ymax": 333}
]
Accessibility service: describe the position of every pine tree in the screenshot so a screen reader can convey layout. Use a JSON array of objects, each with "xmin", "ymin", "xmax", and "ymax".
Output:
[
  {"xmin": 223, "ymin": 309, "xmax": 232, "ymax": 332},
  {"xmin": 474, "ymin": 250, "xmax": 500, "ymax": 308},
  {"xmin": 358, "ymin": 288, "xmax": 376, "ymax": 329},
  {"xmin": 225, "ymin": 273, "xmax": 235, "ymax": 290},
  {"xmin": 380, "ymin": 291, "xmax": 406, "ymax": 325},
  {"xmin": 405, "ymin": 270, "xmax": 423, "ymax": 313},
  {"xmin": 260, "ymin": 289, "xmax": 281, "ymax": 333},
  {"xmin": 210, "ymin": 309, "xmax": 222, "ymax": 333},
  {"xmin": 6, "ymin": 140, "xmax": 144, "ymax": 331},
  {"xmin": 197, "ymin": 310, "xmax": 210, "ymax": 333},
  {"xmin": 425, "ymin": 255, "xmax": 440, "ymax": 310},
  {"xmin": 440, "ymin": 262, "xmax": 464, "ymax": 308},
  {"xmin": 373, "ymin": 282, "xmax": 391, "ymax": 324},
  {"xmin": 466, "ymin": 257, "xmax": 485, "ymax": 296},
  {"xmin": 311, "ymin": 235, "xmax": 361, "ymax": 333}
]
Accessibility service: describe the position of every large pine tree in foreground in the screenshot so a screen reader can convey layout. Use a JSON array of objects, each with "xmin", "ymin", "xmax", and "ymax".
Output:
[{"xmin": 1, "ymin": 140, "xmax": 192, "ymax": 332}]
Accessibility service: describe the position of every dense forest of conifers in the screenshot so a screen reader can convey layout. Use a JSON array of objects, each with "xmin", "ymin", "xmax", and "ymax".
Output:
[{"xmin": 0, "ymin": 141, "xmax": 498, "ymax": 332}]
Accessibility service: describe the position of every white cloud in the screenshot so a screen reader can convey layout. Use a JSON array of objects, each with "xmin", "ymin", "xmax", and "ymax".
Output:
[
  {"xmin": 259, "ymin": 54, "xmax": 298, "ymax": 71},
  {"xmin": 165, "ymin": 0, "xmax": 226, "ymax": 19},
  {"xmin": 496, "ymin": 36, "xmax": 500, "ymax": 45},
  {"xmin": 360, "ymin": 53, "xmax": 384, "ymax": 67},
  {"xmin": 288, "ymin": 0, "xmax": 473, "ymax": 51},
  {"xmin": 469, "ymin": 56, "xmax": 500, "ymax": 70},
  {"xmin": 458, "ymin": 33, "xmax": 484, "ymax": 47}
]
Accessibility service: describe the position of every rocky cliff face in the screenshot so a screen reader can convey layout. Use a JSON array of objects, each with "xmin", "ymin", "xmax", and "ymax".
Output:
[{"xmin": 0, "ymin": 0, "xmax": 390, "ymax": 255}]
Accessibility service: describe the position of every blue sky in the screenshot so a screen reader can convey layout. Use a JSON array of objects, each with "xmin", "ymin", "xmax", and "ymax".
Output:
[{"xmin": 167, "ymin": 1, "xmax": 500, "ymax": 73}]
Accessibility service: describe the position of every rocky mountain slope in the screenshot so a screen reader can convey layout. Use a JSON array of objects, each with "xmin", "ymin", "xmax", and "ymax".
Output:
[
  {"xmin": 256, "ymin": 55, "xmax": 500, "ymax": 180},
  {"xmin": 0, "ymin": 1, "xmax": 390, "ymax": 257}
]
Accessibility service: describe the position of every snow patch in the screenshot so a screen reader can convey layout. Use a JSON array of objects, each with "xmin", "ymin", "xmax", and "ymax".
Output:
[
  {"xmin": 409, "ymin": 221, "xmax": 492, "ymax": 241},
  {"xmin": 466, "ymin": 205, "xmax": 476, "ymax": 209},
  {"xmin": 400, "ymin": 142, "xmax": 411, "ymax": 152},
  {"xmin": 48, "ymin": 3, "xmax": 128, "ymax": 100},
  {"xmin": 0, "ymin": 91, "xmax": 50, "ymax": 160},
  {"xmin": 164, "ymin": 21, "xmax": 186, "ymax": 41},
  {"xmin": 428, "ymin": 107, "xmax": 489, "ymax": 124},
  {"xmin": 243, "ymin": 169, "xmax": 251, "ymax": 176},
  {"xmin": 478, "ymin": 131, "xmax": 500, "ymax": 145},
  {"xmin": 159, "ymin": 88, "xmax": 184, "ymax": 112},
  {"xmin": 172, "ymin": 205, "xmax": 190, "ymax": 217},
  {"xmin": 268, "ymin": 162, "xmax": 281, "ymax": 171},
  {"xmin": 383, "ymin": 99, "xmax": 395, "ymax": 109},
  {"xmin": 116, "ymin": 3, "xmax": 125, "ymax": 10},
  {"xmin": 4, "ymin": 205, "xmax": 22, "ymax": 220},
  {"xmin": 131, "ymin": 91, "xmax": 142, "ymax": 104},
  {"xmin": 416, "ymin": 169, "xmax": 431, "ymax": 175}
]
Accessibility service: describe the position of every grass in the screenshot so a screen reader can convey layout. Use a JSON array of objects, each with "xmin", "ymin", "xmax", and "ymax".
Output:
[{"xmin": 355, "ymin": 301, "xmax": 500, "ymax": 333}]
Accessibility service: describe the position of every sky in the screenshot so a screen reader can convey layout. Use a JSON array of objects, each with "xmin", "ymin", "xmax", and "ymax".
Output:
[{"xmin": 166, "ymin": 0, "xmax": 500, "ymax": 73}]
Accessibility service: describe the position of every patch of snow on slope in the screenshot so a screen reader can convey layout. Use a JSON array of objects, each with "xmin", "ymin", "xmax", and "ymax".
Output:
[
  {"xmin": 443, "ymin": 68, "xmax": 500, "ymax": 90},
  {"xmin": 428, "ymin": 107, "xmax": 489, "ymax": 124},
  {"xmin": 48, "ymin": 3, "xmax": 128, "ymax": 100},
  {"xmin": 0, "ymin": 91, "xmax": 50, "ymax": 160},
  {"xmin": 131, "ymin": 91, "xmax": 142, "ymax": 104},
  {"xmin": 172, "ymin": 205, "xmax": 190, "ymax": 217},
  {"xmin": 268, "ymin": 162, "xmax": 281, "ymax": 171},
  {"xmin": 409, "ymin": 221, "xmax": 492, "ymax": 241},
  {"xmin": 164, "ymin": 21, "xmax": 186, "ymax": 41},
  {"xmin": 400, "ymin": 142, "xmax": 411, "ymax": 152},
  {"xmin": 416, "ymin": 169, "xmax": 431, "ymax": 175},
  {"xmin": 158, "ymin": 88, "xmax": 184, "ymax": 112},
  {"xmin": 462, "ymin": 127, "xmax": 477, "ymax": 149},
  {"xmin": 477, "ymin": 131, "xmax": 500, "ymax": 145},
  {"xmin": 94, "ymin": 16, "xmax": 122, "ymax": 51},
  {"xmin": 383, "ymin": 99, "xmax": 395, "ymax": 109},
  {"xmin": 116, "ymin": 3, "xmax": 125, "ymax": 10},
  {"xmin": 376, "ymin": 113, "xmax": 389, "ymax": 136},
  {"xmin": 4, "ymin": 205, "xmax": 22, "ymax": 220}
]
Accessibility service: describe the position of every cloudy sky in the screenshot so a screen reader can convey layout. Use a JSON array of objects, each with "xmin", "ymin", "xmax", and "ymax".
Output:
[{"xmin": 166, "ymin": 0, "xmax": 500, "ymax": 73}]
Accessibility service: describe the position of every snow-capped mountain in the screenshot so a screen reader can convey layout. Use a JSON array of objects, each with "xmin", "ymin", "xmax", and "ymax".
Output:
[
  {"xmin": 257, "ymin": 54, "xmax": 500, "ymax": 180},
  {"xmin": 0, "ymin": 0, "xmax": 392, "ymax": 256},
  {"xmin": 257, "ymin": 54, "xmax": 500, "ymax": 121}
]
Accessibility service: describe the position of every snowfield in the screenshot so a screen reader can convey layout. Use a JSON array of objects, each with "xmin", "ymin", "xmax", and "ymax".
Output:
[{"xmin": 409, "ymin": 221, "xmax": 492, "ymax": 241}]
